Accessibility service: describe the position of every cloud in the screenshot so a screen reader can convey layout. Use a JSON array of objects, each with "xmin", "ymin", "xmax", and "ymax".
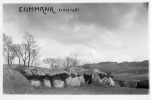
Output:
[
  {"xmin": 3, "ymin": 3, "xmax": 148, "ymax": 63},
  {"xmin": 4, "ymin": 3, "xmax": 148, "ymax": 31}
]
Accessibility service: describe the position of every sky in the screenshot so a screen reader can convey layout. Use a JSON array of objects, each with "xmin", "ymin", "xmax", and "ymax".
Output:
[{"xmin": 3, "ymin": 3, "xmax": 148, "ymax": 64}]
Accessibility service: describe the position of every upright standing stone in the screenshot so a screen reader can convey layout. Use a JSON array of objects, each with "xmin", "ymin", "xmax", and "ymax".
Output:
[
  {"xmin": 78, "ymin": 75, "xmax": 85, "ymax": 84},
  {"xmin": 53, "ymin": 79, "xmax": 65, "ymax": 88},
  {"xmin": 93, "ymin": 74, "xmax": 101, "ymax": 83},
  {"xmin": 66, "ymin": 76, "xmax": 81, "ymax": 86},
  {"xmin": 72, "ymin": 77, "xmax": 80, "ymax": 86},
  {"xmin": 44, "ymin": 79, "xmax": 51, "ymax": 87},
  {"xmin": 108, "ymin": 77, "xmax": 116, "ymax": 86},
  {"xmin": 66, "ymin": 76, "xmax": 73, "ymax": 86}
]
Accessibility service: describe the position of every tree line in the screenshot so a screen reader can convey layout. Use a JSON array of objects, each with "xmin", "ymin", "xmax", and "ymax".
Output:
[
  {"xmin": 3, "ymin": 33, "xmax": 40, "ymax": 67},
  {"xmin": 43, "ymin": 53, "xmax": 80, "ymax": 69},
  {"xmin": 3, "ymin": 33, "xmax": 80, "ymax": 68}
]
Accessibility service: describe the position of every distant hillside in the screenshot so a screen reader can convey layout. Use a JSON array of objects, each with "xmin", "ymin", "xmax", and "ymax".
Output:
[
  {"xmin": 80, "ymin": 60, "xmax": 149, "ymax": 81},
  {"xmin": 81, "ymin": 60, "xmax": 149, "ymax": 70}
]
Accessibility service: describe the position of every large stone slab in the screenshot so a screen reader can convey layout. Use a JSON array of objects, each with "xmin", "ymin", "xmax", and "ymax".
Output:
[{"xmin": 66, "ymin": 76, "xmax": 81, "ymax": 86}]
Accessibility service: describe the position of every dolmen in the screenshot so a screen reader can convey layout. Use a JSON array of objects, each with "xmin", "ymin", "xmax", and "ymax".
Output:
[
  {"xmin": 19, "ymin": 67, "xmax": 85, "ymax": 88},
  {"xmin": 19, "ymin": 67, "xmax": 118, "ymax": 88}
]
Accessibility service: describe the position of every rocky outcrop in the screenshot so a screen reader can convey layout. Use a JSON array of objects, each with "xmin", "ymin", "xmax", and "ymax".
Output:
[
  {"xmin": 98, "ymin": 77, "xmax": 116, "ymax": 86},
  {"xmin": 116, "ymin": 80, "xmax": 149, "ymax": 89},
  {"xmin": 92, "ymin": 69, "xmax": 116, "ymax": 87},
  {"xmin": 136, "ymin": 80, "xmax": 149, "ymax": 89}
]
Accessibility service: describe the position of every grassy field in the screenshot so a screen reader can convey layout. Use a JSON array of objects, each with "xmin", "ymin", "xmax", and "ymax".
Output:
[
  {"xmin": 81, "ymin": 61, "xmax": 149, "ymax": 81},
  {"xmin": 22, "ymin": 85, "xmax": 148, "ymax": 94},
  {"xmin": 3, "ymin": 64, "xmax": 149, "ymax": 94}
]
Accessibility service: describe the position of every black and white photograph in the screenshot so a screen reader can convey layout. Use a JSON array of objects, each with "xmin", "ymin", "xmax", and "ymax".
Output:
[{"xmin": 2, "ymin": 3, "xmax": 149, "ymax": 95}]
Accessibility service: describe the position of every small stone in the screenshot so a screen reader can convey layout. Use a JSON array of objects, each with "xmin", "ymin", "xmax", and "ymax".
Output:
[{"xmin": 31, "ymin": 80, "xmax": 41, "ymax": 87}]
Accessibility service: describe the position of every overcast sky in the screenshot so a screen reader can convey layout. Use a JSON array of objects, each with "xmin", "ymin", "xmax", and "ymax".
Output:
[{"xmin": 3, "ymin": 3, "xmax": 148, "ymax": 63}]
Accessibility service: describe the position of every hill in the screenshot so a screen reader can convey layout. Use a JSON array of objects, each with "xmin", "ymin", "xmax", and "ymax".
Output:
[
  {"xmin": 3, "ymin": 65, "xmax": 35, "ymax": 94},
  {"xmin": 80, "ymin": 60, "xmax": 149, "ymax": 81}
]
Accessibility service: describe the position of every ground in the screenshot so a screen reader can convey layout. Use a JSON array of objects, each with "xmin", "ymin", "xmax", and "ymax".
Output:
[
  {"xmin": 28, "ymin": 85, "xmax": 149, "ymax": 94},
  {"xmin": 3, "ymin": 64, "xmax": 149, "ymax": 94}
]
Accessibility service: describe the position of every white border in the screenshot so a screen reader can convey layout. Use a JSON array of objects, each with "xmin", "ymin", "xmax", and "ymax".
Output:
[
  {"xmin": 1, "ymin": 0, "xmax": 150, "ymax": 3},
  {"xmin": 0, "ymin": 0, "xmax": 150, "ymax": 100}
]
